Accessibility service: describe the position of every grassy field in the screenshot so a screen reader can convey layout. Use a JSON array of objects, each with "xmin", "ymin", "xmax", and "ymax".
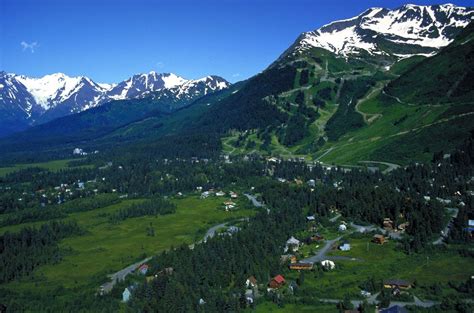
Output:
[
  {"xmin": 316, "ymin": 89, "xmax": 473, "ymax": 165},
  {"xmin": 1, "ymin": 195, "xmax": 256, "ymax": 293},
  {"xmin": 0, "ymin": 158, "xmax": 93, "ymax": 177},
  {"xmin": 284, "ymin": 233, "xmax": 473, "ymax": 300}
]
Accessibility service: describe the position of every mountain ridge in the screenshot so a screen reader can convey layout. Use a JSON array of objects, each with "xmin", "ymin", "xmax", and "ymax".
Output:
[
  {"xmin": 279, "ymin": 3, "xmax": 473, "ymax": 62},
  {"xmin": 0, "ymin": 71, "xmax": 230, "ymax": 136}
]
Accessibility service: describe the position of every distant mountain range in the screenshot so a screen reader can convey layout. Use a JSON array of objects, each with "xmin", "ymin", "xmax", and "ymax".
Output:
[{"xmin": 0, "ymin": 71, "xmax": 229, "ymax": 136}]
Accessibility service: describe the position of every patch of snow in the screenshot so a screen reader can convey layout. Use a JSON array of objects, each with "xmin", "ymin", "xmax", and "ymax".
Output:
[
  {"xmin": 294, "ymin": 4, "xmax": 473, "ymax": 57},
  {"xmin": 162, "ymin": 73, "xmax": 187, "ymax": 89},
  {"xmin": 17, "ymin": 73, "xmax": 83, "ymax": 109}
]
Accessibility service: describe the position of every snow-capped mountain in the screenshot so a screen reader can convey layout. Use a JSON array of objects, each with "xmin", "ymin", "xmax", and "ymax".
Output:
[
  {"xmin": 107, "ymin": 72, "xmax": 187, "ymax": 100},
  {"xmin": 0, "ymin": 71, "xmax": 230, "ymax": 136},
  {"xmin": 151, "ymin": 75, "xmax": 230, "ymax": 102},
  {"xmin": 286, "ymin": 4, "xmax": 473, "ymax": 58}
]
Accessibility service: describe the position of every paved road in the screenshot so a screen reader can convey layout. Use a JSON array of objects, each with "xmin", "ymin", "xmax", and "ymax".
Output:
[
  {"xmin": 101, "ymin": 217, "xmax": 248, "ymax": 294},
  {"xmin": 202, "ymin": 222, "xmax": 229, "ymax": 243},
  {"xmin": 244, "ymin": 193, "xmax": 264, "ymax": 208},
  {"xmin": 201, "ymin": 218, "xmax": 248, "ymax": 243},
  {"xmin": 301, "ymin": 236, "xmax": 342, "ymax": 263},
  {"xmin": 433, "ymin": 207, "xmax": 459, "ymax": 245},
  {"xmin": 359, "ymin": 161, "xmax": 400, "ymax": 174},
  {"xmin": 301, "ymin": 219, "xmax": 405, "ymax": 265},
  {"xmin": 350, "ymin": 222, "xmax": 402, "ymax": 239},
  {"xmin": 320, "ymin": 295, "xmax": 439, "ymax": 308},
  {"xmin": 100, "ymin": 256, "xmax": 152, "ymax": 294}
]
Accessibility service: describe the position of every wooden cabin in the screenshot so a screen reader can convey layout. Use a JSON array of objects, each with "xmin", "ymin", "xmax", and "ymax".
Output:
[{"xmin": 373, "ymin": 234, "xmax": 386, "ymax": 244}]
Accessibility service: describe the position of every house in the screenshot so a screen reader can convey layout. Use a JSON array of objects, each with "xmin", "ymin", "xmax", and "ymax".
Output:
[
  {"xmin": 280, "ymin": 254, "xmax": 294, "ymax": 264},
  {"xmin": 201, "ymin": 191, "xmax": 210, "ymax": 199},
  {"xmin": 373, "ymin": 234, "xmax": 386, "ymax": 245},
  {"xmin": 294, "ymin": 179, "xmax": 303, "ymax": 185},
  {"xmin": 268, "ymin": 157, "xmax": 280, "ymax": 163},
  {"xmin": 245, "ymin": 276, "xmax": 258, "ymax": 288},
  {"xmin": 229, "ymin": 191, "xmax": 238, "ymax": 199},
  {"xmin": 304, "ymin": 234, "xmax": 324, "ymax": 244},
  {"xmin": 227, "ymin": 226, "xmax": 240, "ymax": 234},
  {"xmin": 268, "ymin": 275, "xmax": 285, "ymax": 289},
  {"xmin": 215, "ymin": 191, "xmax": 226, "ymax": 197},
  {"xmin": 224, "ymin": 201, "xmax": 237, "ymax": 211},
  {"xmin": 380, "ymin": 305, "xmax": 408, "ymax": 313},
  {"xmin": 383, "ymin": 279, "xmax": 412, "ymax": 289},
  {"xmin": 138, "ymin": 264, "xmax": 149, "ymax": 275},
  {"xmin": 307, "ymin": 179, "xmax": 316, "ymax": 187},
  {"xmin": 383, "ymin": 218, "xmax": 394, "ymax": 230},
  {"xmin": 122, "ymin": 285, "xmax": 136, "ymax": 302},
  {"xmin": 73, "ymin": 148, "xmax": 83, "ymax": 155},
  {"xmin": 306, "ymin": 215, "xmax": 316, "ymax": 222},
  {"xmin": 196, "ymin": 186, "xmax": 203, "ymax": 191},
  {"xmin": 360, "ymin": 290, "xmax": 371, "ymax": 297},
  {"xmin": 284, "ymin": 236, "xmax": 301, "ymax": 252},
  {"xmin": 289, "ymin": 262, "xmax": 313, "ymax": 270},
  {"xmin": 398, "ymin": 222, "xmax": 409, "ymax": 231},
  {"xmin": 320, "ymin": 260, "xmax": 335, "ymax": 270},
  {"xmin": 339, "ymin": 242, "xmax": 351, "ymax": 251},
  {"xmin": 338, "ymin": 224, "xmax": 347, "ymax": 231},
  {"xmin": 199, "ymin": 298, "xmax": 206, "ymax": 305}
]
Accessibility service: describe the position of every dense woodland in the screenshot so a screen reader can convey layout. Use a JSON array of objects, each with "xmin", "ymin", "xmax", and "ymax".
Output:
[
  {"xmin": 0, "ymin": 221, "xmax": 83, "ymax": 283},
  {"xmin": 0, "ymin": 132, "xmax": 473, "ymax": 312},
  {"xmin": 108, "ymin": 197, "xmax": 177, "ymax": 224}
]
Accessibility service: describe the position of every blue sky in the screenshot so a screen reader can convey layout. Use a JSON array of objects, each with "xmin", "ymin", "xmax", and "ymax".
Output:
[{"xmin": 1, "ymin": 0, "xmax": 472, "ymax": 83}]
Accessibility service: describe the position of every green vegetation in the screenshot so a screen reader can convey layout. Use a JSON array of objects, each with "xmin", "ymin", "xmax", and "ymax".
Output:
[
  {"xmin": 1, "ymin": 196, "xmax": 255, "ymax": 292},
  {"xmin": 300, "ymin": 235, "xmax": 473, "ymax": 299},
  {"xmin": 0, "ymin": 158, "xmax": 92, "ymax": 177}
]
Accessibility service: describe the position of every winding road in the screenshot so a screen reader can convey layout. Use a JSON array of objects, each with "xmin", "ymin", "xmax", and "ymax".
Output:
[
  {"xmin": 433, "ymin": 207, "xmax": 459, "ymax": 245},
  {"xmin": 301, "ymin": 236, "xmax": 342, "ymax": 263},
  {"xmin": 244, "ymin": 193, "xmax": 264, "ymax": 208},
  {"xmin": 100, "ymin": 195, "xmax": 262, "ymax": 294},
  {"xmin": 358, "ymin": 161, "xmax": 400, "ymax": 173}
]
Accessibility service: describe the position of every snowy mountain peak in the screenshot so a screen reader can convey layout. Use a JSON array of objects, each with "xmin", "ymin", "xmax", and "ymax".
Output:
[
  {"xmin": 16, "ymin": 73, "xmax": 86, "ymax": 110},
  {"xmin": 290, "ymin": 4, "xmax": 473, "ymax": 58},
  {"xmin": 0, "ymin": 71, "xmax": 230, "ymax": 135},
  {"xmin": 161, "ymin": 73, "xmax": 187, "ymax": 89}
]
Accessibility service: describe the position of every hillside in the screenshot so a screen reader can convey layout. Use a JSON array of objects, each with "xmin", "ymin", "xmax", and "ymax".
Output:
[
  {"xmin": 1, "ymin": 5, "xmax": 472, "ymax": 168},
  {"xmin": 217, "ymin": 22, "xmax": 474, "ymax": 166}
]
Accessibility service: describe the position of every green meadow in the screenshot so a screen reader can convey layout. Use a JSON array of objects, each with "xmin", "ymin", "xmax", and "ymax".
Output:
[
  {"xmin": 1, "ymin": 195, "xmax": 256, "ymax": 293},
  {"xmin": 284, "ymin": 234, "xmax": 473, "ymax": 301},
  {"xmin": 0, "ymin": 158, "xmax": 93, "ymax": 177}
]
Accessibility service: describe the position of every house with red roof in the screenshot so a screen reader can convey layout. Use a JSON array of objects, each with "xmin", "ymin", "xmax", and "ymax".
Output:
[
  {"xmin": 138, "ymin": 264, "xmax": 149, "ymax": 275},
  {"xmin": 268, "ymin": 274, "xmax": 285, "ymax": 289}
]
